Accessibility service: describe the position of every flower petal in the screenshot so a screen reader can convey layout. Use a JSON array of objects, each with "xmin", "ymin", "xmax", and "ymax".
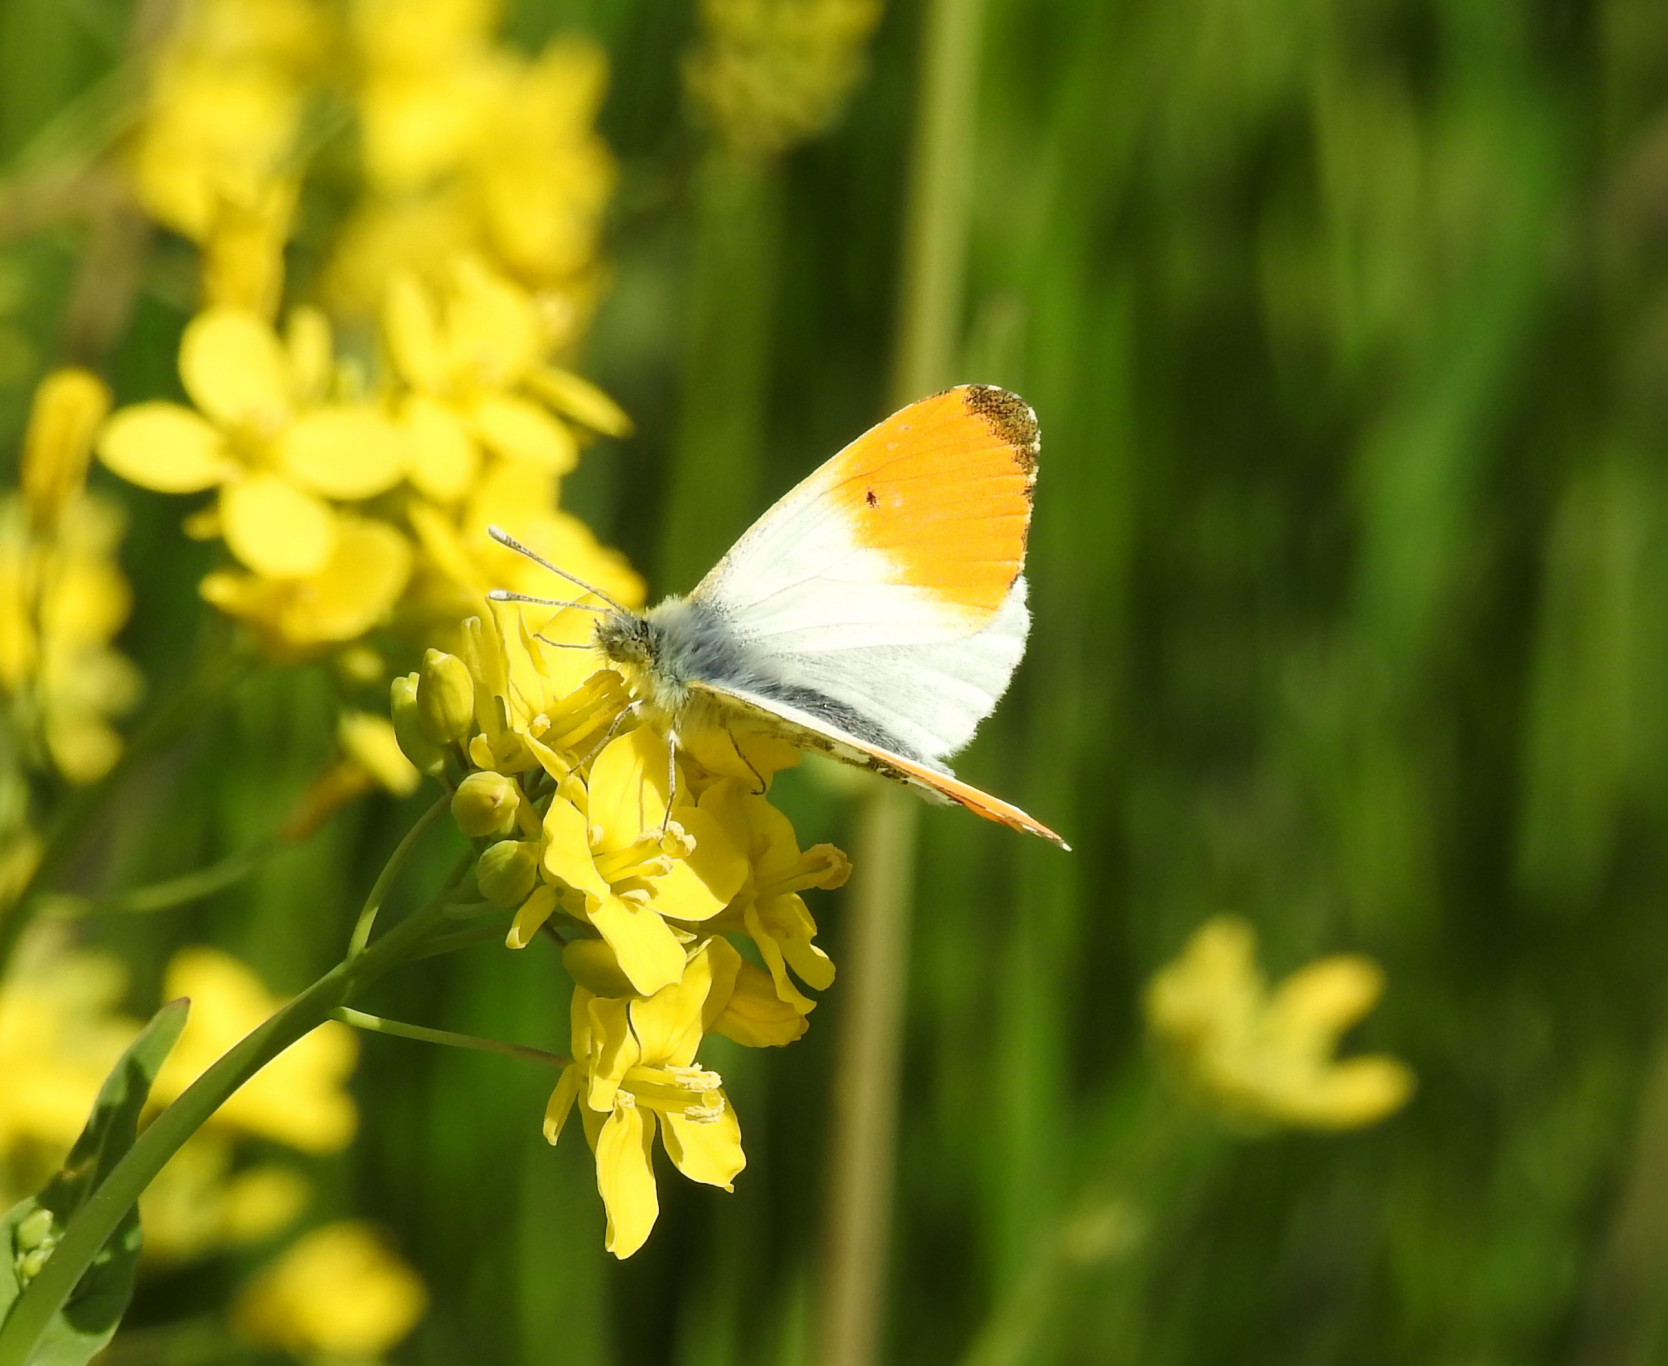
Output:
[
  {"xmin": 181, "ymin": 308, "xmax": 293, "ymax": 430},
  {"xmin": 627, "ymin": 947, "xmax": 712, "ymax": 1067},
  {"xmin": 221, "ymin": 474, "xmax": 336, "ymax": 577},
  {"xmin": 543, "ymin": 1065, "xmax": 583, "ymax": 1144},
  {"xmin": 589, "ymin": 894, "xmax": 684, "ymax": 997},
  {"xmin": 526, "ymin": 366, "xmax": 632, "ymax": 437},
  {"xmin": 663, "ymin": 1097, "xmax": 745, "ymax": 1191},
  {"xmin": 651, "ymin": 806, "xmax": 747, "ymax": 925},
  {"xmin": 97, "ymin": 403, "xmax": 232, "ymax": 492},
  {"xmin": 596, "ymin": 1103, "xmax": 658, "ymax": 1259},
  {"xmin": 588, "ymin": 728, "xmax": 667, "ymax": 850},
  {"xmin": 583, "ymin": 994, "xmax": 638, "ymax": 1111},
  {"xmin": 541, "ymin": 797, "xmax": 610, "ymax": 903},
  {"xmin": 471, "ymin": 395, "xmax": 578, "ymax": 472},
  {"xmin": 401, "ymin": 396, "xmax": 479, "ymax": 502},
  {"xmin": 280, "ymin": 406, "xmax": 405, "ymax": 498},
  {"xmin": 383, "ymin": 272, "xmax": 446, "ymax": 392}
]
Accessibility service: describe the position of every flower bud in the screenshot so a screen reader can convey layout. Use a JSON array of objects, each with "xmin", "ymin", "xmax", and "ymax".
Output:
[
  {"xmin": 563, "ymin": 938, "xmax": 637, "ymax": 997},
  {"xmin": 14, "ymin": 1207, "xmax": 56, "ymax": 1253},
  {"xmin": 23, "ymin": 368, "xmax": 109, "ymax": 526},
  {"xmin": 417, "ymin": 648, "xmax": 475, "ymax": 743},
  {"xmin": 451, "ymin": 770, "xmax": 521, "ymax": 838},
  {"xmin": 390, "ymin": 674, "xmax": 445, "ymax": 776},
  {"xmin": 476, "ymin": 840, "xmax": 540, "ymax": 907}
]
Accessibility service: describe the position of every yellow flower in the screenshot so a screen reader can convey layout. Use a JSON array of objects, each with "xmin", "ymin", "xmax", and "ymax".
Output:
[
  {"xmin": 21, "ymin": 369, "xmax": 109, "ymax": 528},
  {"xmin": 350, "ymin": 0, "xmax": 502, "ymax": 193},
  {"xmin": 406, "ymin": 458, "xmax": 641, "ymax": 646},
  {"xmin": 685, "ymin": 0, "xmax": 884, "ymax": 162},
  {"xmin": 521, "ymin": 726, "xmax": 749, "ymax": 995},
  {"xmin": 96, "ymin": 306, "xmax": 404, "ymax": 578},
  {"xmin": 449, "ymin": 603, "xmax": 630, "ymax": 768},
  {"xmin": 199, "ymin": 172, "xmax": 299, "ymax": 319},
  {"xmin": 383, "ymin": 258, "xmax": 592, "ymax": 493},
  {"xmin": 328, "ymin": 15, "xmax": 615, "ymax": 321},
  {"xmin": 1144, "ymin": 917, "xmax": 1415, "ymax": 1133},
  {"xmin": 235, "ymin": 1220, "xmax": 427, "ymax": 1358},
  {"xmin": 140, "ymin": 1135, "xmax": 310, "ymax": 1263},
  {"xmin": 0, "ymin": 939, "xmax": 135, "ymax": 1174},
  {"xmin": 2, "ymin": 370, "xmax": 141, "ymax": 785},
  {"xmin": 696, "ymin": 779, "xmax": 844, "ymax": 1012},
  {"xmin": 199, "ymin": 513, "xmax": 413, "ymax": 658},
  {"xmin": 150, "ymin": 947, "xmax": 359, "ymax": 1153},
  {"xmin": 544, "ymin": 942, "xmax": 745, "ymax": 1259},
  {"xmin": 127, "ymin": 0, "xmax": 331, "ymax": 240}
]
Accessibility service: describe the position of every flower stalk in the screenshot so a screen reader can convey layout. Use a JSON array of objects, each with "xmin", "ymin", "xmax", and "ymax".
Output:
[
  {"xmin": 0, "ymin": 837, "xmax": 469, "ymax": 1366},
  {"xmin": 820, "ymin": 0, "xmax": 986, "ymax": 1360}
]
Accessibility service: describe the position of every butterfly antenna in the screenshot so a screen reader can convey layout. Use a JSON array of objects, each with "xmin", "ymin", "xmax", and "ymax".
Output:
[
  {"xmin": 486, "ymin": 525, "xmax": 630, "ymax": 614},
  {"xmin": 487, "ymin": 591, "xmax": 608, "ymax": 614}
]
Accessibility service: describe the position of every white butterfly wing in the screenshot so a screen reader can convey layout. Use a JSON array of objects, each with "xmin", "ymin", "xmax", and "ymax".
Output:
[{"xmin": 684, "ymin": 385, "xmax": 1040, "ymax": 766}]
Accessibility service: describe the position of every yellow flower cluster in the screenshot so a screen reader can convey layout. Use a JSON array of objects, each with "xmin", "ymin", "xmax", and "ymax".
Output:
[
  {"xmin": 93, "ymin": 256, "xmax": 636, "ymax": 667},
  {"xmin": 0, "ymin": 934, "xmax": 423, "ymax": 1356},
  {"xmin": 685, "ymin": 0, "xmax": 885, "ymax": 161},
  {"xmin": 1144, "ymin": 917, "xmax": 1415, "ymax": 1133},
  {"xmin": 126, "ymin": 0, "xmax": 329, "ymax": 244},
  {"xmin": 105, "ymin": 0, "xmax": 630, "ymax": 687},
  {"xmin": 394, "ymin": 606, "xmax": 848, "ymax": 1257},
  {"xmin": 328, "ymin": 0, "xmax": 616, "ymax": 335},
  {"xmin": 0, "ymin": 371, "xmax": 141, "ymax": 885}
]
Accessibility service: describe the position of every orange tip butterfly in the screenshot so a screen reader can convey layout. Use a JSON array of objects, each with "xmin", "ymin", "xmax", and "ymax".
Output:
[{"xmin": 489, "ymin": 383, "xmax": 1068, "ymax": 849}]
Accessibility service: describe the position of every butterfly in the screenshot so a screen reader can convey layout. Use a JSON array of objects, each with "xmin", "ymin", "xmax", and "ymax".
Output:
[{"xmin": 489, "ymin": 384, "xmax": 1067, "ymax": 848}]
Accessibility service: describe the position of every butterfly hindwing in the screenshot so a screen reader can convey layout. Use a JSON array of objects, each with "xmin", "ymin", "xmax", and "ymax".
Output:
[{"xmin": 687, "ymin": 679, "xmax": 1068, "ymax": 848}]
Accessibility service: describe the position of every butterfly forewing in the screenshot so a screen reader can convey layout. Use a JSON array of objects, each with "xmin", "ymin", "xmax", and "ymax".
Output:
[{"xmin": 687, "ymin": 386, "xmax": 1039, "ymax": 762}]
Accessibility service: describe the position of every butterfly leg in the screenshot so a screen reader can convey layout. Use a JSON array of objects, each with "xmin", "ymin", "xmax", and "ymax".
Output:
[
  {"xmin": 659, "ymin": 728, "xmax": 681, "ymax": 839},
  {"xmin": 576, "ymin": 699, "xmax": 638, "ymax": 770}
]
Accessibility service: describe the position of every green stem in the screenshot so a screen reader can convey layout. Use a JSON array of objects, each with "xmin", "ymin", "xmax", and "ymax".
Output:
[
  {"xmin": 821, "ymin": 0, "xmax": 985, "ymax": 1363},
  {"xmin": 0, "ymin": 631, "xmax": 251, "ymax": 978},
  {"xmin": 406, "ymin": 919, "xmax": 512, "ymax": 961},
  {"xmin": 346, "ymin": 793, "xmax": 452, "ymax": 957},
  {"xmin": 334, "ymin": 1007, "xmax": 570, "ymax": 1069},
  {"xmin": 659, "ymin": 149, "xmax": 784, "ymax": 590},
  {"xmin": 43, "ymin": 839, "xmax": 275, "ymax": 918},
  {"xmin": 0, "ymin": 839, "xmax": 465, "ymax": 1366}
]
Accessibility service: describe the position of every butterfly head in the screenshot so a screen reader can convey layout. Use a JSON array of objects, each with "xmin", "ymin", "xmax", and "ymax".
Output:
[{"xmin": 594, "ymin": 609, "xmax": 659, "ymax": 669}]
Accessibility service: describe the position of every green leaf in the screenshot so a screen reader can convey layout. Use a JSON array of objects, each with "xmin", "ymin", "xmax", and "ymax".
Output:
[{"xmin": 0, "ymin": 998, "xmax": 188, "ymax": 1365}]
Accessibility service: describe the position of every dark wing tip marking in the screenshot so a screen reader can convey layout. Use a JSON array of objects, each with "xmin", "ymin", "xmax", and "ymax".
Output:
[{"xmin": 963, "ymin": 385, "xmax": 1041, "ymax": 474}]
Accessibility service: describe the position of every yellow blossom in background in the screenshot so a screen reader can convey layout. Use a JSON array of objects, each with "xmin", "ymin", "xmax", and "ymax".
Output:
[
  {"xmin": 200, "ymin": 513, "xmax": 414, "ymax": 658},
  {"xmin": 1, "ymin": 370, "xmax": 141, "ymax": 789},
  {"xmin": 139, "ymin": 1135, "xmax": 311, "ymax": 1262},
  {"xmin": 127, "ymin": 0, "xmax": 332, "ymax": 241},
  {"xmin": 329, "ymin": 6, "xmax": 615, "ymax": 328},
  {"xmin": 198, "ymin": 173, "xmax": 300, "ymax": 318},
  {"xmin": 234, "ymin": 1220, "xmax": 427, "ymax": 1358},
  {"xmin": 685, "ymin": 0, "xmax": 885, "ymax": 161},
  {"xmin": 96, "ymin": 307, "xmax": 406, "ymax": 580},
  {"xmin": 545, "ymin": 942, "xmax": 746, "ymax": 1259},
  {"xmin": 1144, "ymin": 917, "xmax": 1415, "ymax": 1133},
  {"xmin": 151, "ymin": 947, "xmax": 359, "ymax": 1153},
  {"xmin": 0, "ymin": 936, "xmax": 136, "ymax": 1199}
]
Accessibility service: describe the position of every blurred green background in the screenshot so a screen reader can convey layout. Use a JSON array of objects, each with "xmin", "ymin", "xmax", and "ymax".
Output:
[{"xmin": 7, "ymin": 0, "xmax": 1668, "ymax": 1362}]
